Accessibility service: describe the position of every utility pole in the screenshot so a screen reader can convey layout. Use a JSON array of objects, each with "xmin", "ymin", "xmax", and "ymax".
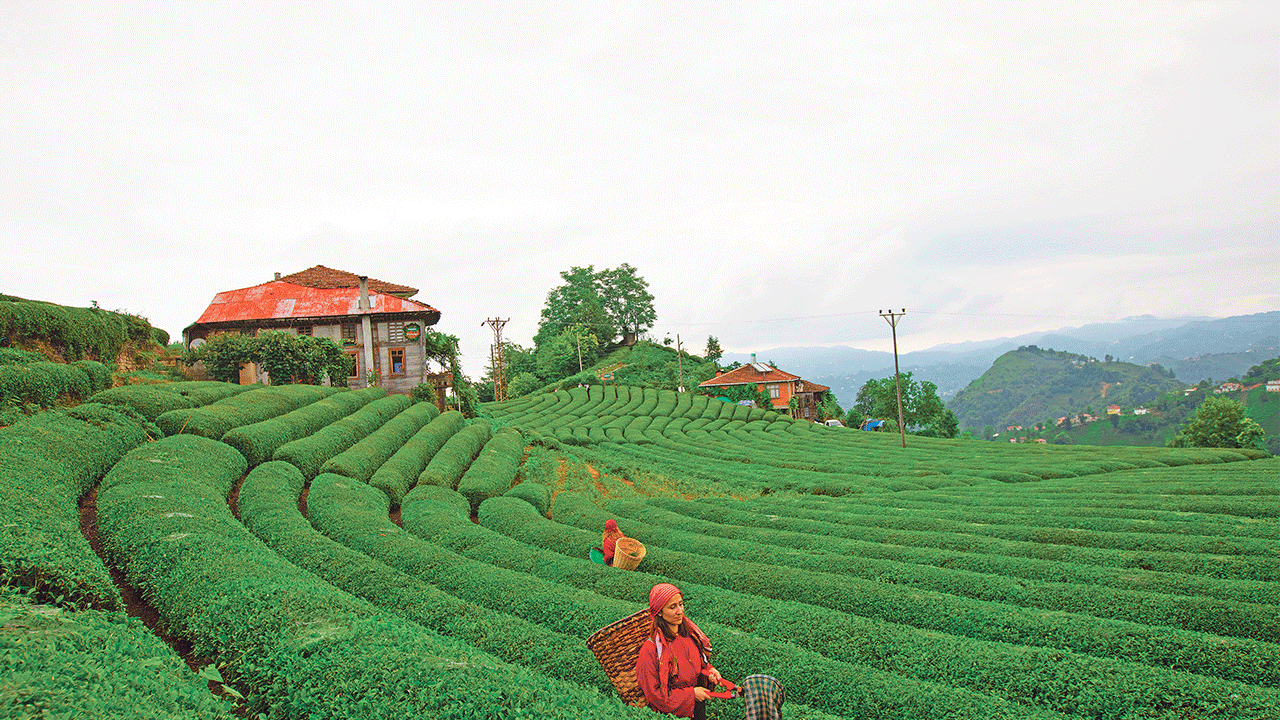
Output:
[
  {"xmin": 675, "ymin": 334, "xmax": 686, "ymax": 392},
  {"xmin": 481, "ymin": 318, "xmax": 509, "ymax": 402},
  {"xmin": 880, "ymin": 308, "xmax": 907, "ymax": 448},
  {"xmin": 576, "ymin": 334, "xmax": 583, "ymax": 373}
]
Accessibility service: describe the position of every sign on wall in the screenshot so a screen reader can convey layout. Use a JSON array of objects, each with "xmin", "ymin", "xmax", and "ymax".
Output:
[{"xmin": 405, "ymin": 322, "xmax": 421, "ymax": 340}]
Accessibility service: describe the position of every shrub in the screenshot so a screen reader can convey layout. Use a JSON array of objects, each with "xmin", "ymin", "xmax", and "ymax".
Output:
[
  {"xmin": 369, "ymin": 410, "xmax": 466, "ymax": 504},
  {"xmin": 417, "ymin": 421, "xmax": 492, "ymax": 490},
  {"xmin": 504, "ymin": 480, "xmax": 552, "ymax": 516},
  {"xmin": 221, "ymin": 387, "xmax": 384, "ymax": 467},
  {"xmin": 456, "ymin": 427, "xmax": 524, "ymax": 513},
  {"xmin": 272, "ymin": 393, "xmax": 409, "ymax": 480},
  {"xmin": 0, "ymin": 403, "xmax": 150, "ymax": 608},
  {"xmin": 0, "ymin": 298, "xmax": 161, "ymax": 362},
  {"xmin": 320, "ymin": 400, "xmax": 440, "ymax": 483},
  {"xmin": 155, "ymin": 384, "xmax": 336, "ymax": 439}
]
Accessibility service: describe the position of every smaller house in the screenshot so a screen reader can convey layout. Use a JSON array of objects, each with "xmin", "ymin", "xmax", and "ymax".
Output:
[
  {"xmin": 1268, "ymin": 380, "xmax": 1280, "ymax": 393},
  {"xmin": 1006, "ymin": 425, "xmax": 1023, "ymax": 432},
  {"xmin": 1134, "ymin": 407, "xmax": 1151, "ymax": 415},
  {"xmin": 1106, "ymin": 405, "xmax": 1121, "ymax": 415},
  {"xmin": 697, "ymin": 354, "xmax": 830, "ymax": 420},
  {"xmin": 1215, "ymin": 382, "xmax": 1242, "ymax": 394}
]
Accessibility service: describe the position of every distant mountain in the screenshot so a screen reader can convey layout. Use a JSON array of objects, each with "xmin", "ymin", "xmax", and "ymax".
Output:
[
  {"xmin": 724, "ymin": 312, "xmax": 1280, "ymax": 409},
  {"xmin": 946, "ymin": 347, "xmax": 1186, "ymax": 431}
]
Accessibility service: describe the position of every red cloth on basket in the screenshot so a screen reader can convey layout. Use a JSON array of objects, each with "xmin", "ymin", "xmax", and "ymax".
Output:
[{"xmin": 602, "ymin": 519, "xmax": 623, "ymax": 564}]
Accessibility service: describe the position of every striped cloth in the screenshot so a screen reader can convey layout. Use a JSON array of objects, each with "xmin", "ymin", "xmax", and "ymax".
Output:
[{"xmin": 741, "ymin": 674, "xmax": 784, "ymax": 720}]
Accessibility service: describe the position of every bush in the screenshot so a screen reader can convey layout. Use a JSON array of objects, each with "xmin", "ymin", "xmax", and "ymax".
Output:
[
  {"xmin": 320, "ymin": 400, "xmax": 440, "ymax": 484},
  {"xmin": 417, "ymin": 421, "xmax": 492, "ymax": 490},
  {"xmin": 0, "ymin": 403, "xmax": 151, "ymax": 608},
  {"xmin": 221, "ymin": 387, "xmax": 384, "ymax": 467},
  {"xmin": 456, "ymin": 427, "xmax": 524, "ymax": 513},
  {"xmin": 272, "ymin": 393, "xmax": 408, "ymax": 480},
  {"xmin": 504, "ymin": 480, "xmax": 552, "ymax": 516},
  {"xmin": 0, "ymin": 298, "xmax": 161, "ymax": 362},
  {"xmin": 155, "ymin": 384, "xmax": 336, "ymax": 439},
  {"xmin": 369, "ymin": 410, "xmax": 466, "ymax": 504}
]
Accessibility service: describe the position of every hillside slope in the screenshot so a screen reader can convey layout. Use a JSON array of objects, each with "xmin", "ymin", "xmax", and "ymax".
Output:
[{"xmin": 947, "ymin": 346, "xmax": 1185, "ymax": 431}]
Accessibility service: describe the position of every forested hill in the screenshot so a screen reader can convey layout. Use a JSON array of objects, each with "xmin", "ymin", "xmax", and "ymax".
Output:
[{"xmin": 946, "ymin": 346, "xmax": 1185, "ymax": 431}]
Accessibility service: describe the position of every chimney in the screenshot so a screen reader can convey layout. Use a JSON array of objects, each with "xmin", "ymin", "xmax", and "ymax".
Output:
[
  {"xmin": 358, "ymin": 276, "xmax": 370, "ymax": 311},
  {"xmin": 274, "ymin": 272, "xmax": 281, "ymax": 281},
  {"xmin": 750, "ymin": 353, "xmax": 756, "ymax": 365}
]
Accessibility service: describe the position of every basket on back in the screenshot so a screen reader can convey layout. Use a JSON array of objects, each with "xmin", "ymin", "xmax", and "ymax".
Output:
[
  {"xmin": 585, "ymin": 608, "xmax": 651, "ymax": 706},
  {"xmin": 612, "ymin": 537, "xmax": 647, "ymax": 570}
]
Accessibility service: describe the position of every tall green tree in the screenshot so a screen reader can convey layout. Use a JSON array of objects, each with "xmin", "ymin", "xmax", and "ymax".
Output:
[
  {"xmin": 599, "ymin": 263, "xmax": 656, "ymax": 340},
  {"xmin": 1167, "ymin": 396, "xmax": 1266, "ymax": 450},
  {"xmin": 704, "ymin": 336, "xmax": 723, "ymax": 364},
  {"xmin": 853, "ymin": 372, "xmax": 958, "ymax": 438}
]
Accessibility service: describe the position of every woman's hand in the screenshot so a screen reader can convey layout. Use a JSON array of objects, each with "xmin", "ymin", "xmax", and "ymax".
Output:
[
  {"xmin": 706, "ymin": 666, "xmax": 722, "ymax": 685},
  {"xmin": 693, "ymin": 687, "xmax": 711, "ymax": 702}
]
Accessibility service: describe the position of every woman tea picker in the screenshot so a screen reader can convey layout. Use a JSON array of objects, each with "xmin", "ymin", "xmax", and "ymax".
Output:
[{"xmin": 636, "ymin": 583, "xmax": 786, "ymax": 719}]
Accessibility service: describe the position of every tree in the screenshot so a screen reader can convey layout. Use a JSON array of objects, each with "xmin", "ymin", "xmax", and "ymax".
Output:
[
  {"xmin": 598, "ymin": 263, "xmax": 656, "ymax": 340},
  {"xmin": 535, "ymin": 264, "xmax": 657, "ymax": 348},
  {"xmin": 853, "ymin": 372, "xmax": 956, "ymax": 437},
  {"xmin": 182, "ymin": 331, "xmax": 350, "ymax": 385},
  {"xmin": 1168, "ymin": 397, "xmax": 1266, "ymax": 450},
  {"xmin": 704, "ymin": 336, "xmax": 723, "ymax": 364},
  {"xmin": 507, "ymin": 371, "xmax": 542, "ymax": 398},
  {"xmin": 535, "ymin": 324, "xmax": 600, "ymax": 381}
]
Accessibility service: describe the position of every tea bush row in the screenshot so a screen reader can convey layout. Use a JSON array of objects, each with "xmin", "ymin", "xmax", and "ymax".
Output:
[
  {"xmin": 0, "ymin": 590, "xmax": 236, "ymax": 719},
  {"xmin": 0, "ymin": 360, "xmax": 110, "ymax": 407},
  {"xmin": 369, "ymin": 410, "xmax": 466, "ymax": 504},
  {"xmin": 89, "ymin": 381, "xmax": 256, "ymax": 421},
  {"xmin": 155, "ymin": 384, "xmax": 339, "ymax": 439},
  {"xmin": 236, "ymin": 463, "xmax": 609, "ymax": 691},
  {"xmin": 316, "ymin": 479, "xmax": 1059, "ymax": 720},
  {"xmin": 417, "ymin": 420, "xmax": 492, "ymax": 490},
  {"xmin": 494, "ymin": 494, "xmax": 1279, "ymax": 718},
  {"xmin": 455, "ymin": 426, "xmax": 523, "ymax": 513},
  {"xmin": 0, "ymin": 298, "xmax": 161, "ymax": 362},
  {"xmin": 580, "ymin": 498, "xmax": 1279, "ymax": 680},
  {"xmin": 221, "ymin": 387, "xmax": 385, "ymax": 467},
  {"xmin": 272, "ymin": 393, "xmax": 411, "ymax": 479},
  {"xmin": 95, "ymin": 435, "xmax": 650, "ymax": 720},
  {"xmin": 319, "ymin": 399, "xmax": 439, "ymax": 484},
  {"xmin": 0, "ymin": 403, "xmax": 151, "ymax": 609},
  {"xmin": 645, "ymin": 496, "xmax": 1280, "ymax": 582}
]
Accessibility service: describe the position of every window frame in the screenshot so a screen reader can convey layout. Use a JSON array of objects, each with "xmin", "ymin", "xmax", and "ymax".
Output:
[{"xmin": 387, "ymin": 347, "xmax": 407, "ymax": 377}]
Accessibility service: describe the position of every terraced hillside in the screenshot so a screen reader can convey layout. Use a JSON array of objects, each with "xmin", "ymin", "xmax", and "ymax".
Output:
[{"xmin": 4, "ymin": 381, "xmax": 1277, "ymax": 719}]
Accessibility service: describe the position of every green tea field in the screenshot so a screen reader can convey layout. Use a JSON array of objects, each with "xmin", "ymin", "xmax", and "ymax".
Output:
[{"xmin": 3, "ymin": 382, "xmax": 1277, "ymax": 719}]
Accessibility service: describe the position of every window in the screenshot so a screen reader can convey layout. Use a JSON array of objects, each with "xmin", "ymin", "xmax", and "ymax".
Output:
[
  {"xmin": 341, "ymin": 323, "xmax": 358, "ymax": 343},
  {"xmin": 345, "ymin": 350, "xmax": 360, "ymax": 379},
  {"xmin": 388, "ymin": 347, "xmax": 406, "ymax": 377},
  {"xmin": 387, "ymin": 321, "xmax": 406, "ymax": 342},
  {"xmin": 296, "ymin": 325, "xmax": 312, "ymax": 337},
  {"xmin": 767, "ymin": 383, "xmax": 780, "ymax": 398}
]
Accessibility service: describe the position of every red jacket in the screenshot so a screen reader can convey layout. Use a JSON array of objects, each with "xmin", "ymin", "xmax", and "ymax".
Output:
[{"xmin": 635, "ymin": 633, "xmax": 709, "ymax": 717}]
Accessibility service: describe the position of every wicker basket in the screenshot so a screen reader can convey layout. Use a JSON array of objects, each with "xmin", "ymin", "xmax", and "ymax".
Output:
[
  {"xmin": 611, "ymin": 537, "xmax": 647, "ymax": 570},
  {"xmin": 585, "ymin": 609, "xmax": 651, "ymax": 706},
  {"xmin": 602, "ymin": 526, "xmax": 625, "ymax": 562}
]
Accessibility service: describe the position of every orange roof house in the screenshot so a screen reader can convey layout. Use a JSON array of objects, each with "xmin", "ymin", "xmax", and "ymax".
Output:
[
  {"xmin": 183, "ymin": 267, "xmax": 441, "ymax": 395},
  {"xmin": 697, "ymin": 355, "xmax": 831, "ymax": 421}
]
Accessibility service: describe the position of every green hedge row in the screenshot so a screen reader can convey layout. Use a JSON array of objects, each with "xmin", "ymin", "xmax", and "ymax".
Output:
[
  {"xmin": 0, "ymin": 298, "xmax": 158, "ymax": 362},
  {"xmin": 221, "ymin": 387, "xmax": 385, "ymax": 467},
  {"xmin": 156, "ymin": 384, "xmax": 338, "ymax": 439},
  {"xmin": 369, "ymin": 410, "xmax": 466, "ymax": 504},
  {"xmin": 0, "ymin": 403, "xmax": 151, "ymax": 609},
  {"xmin": 504, "ymin": 480, "xmax": 552, "ymax": 516},
  {"xmin": 0, "ymin": 361, "xmax": 109, "ymax": 407},
  {"xmin": 236, "ymin": 463, "xmax": 612, "ymax": 693},
  {"xmin": 495, "ymin": 494, "xmax": 1278, "ymax": 719},
  {"xmin": 96, "ymin": 436, "xmax": 648, "ymax": 720},
  {"xmin": 319, "ymin": 400, "xmax": 439, "ymax": 483},
  {"xmin": 272, "ymin": 393, "xmax": 411, "ymax": 479},
  {"xmin": 323, "ymin": 480, "xmax": 1057, "ymax": 720},
  {"xmin": 581, "ymin": 498, "xmax": 1279, "ymax": 685},
  {"xmin": 455, "ymin": 427, "xmax": 524, "ymax": 513},
  {"xmin": 644, "ymin": 495, "xmax": 1280, "ymax": 582},
  {"xmin": 0, "ymin": 590, "xmax": 236, "ymax": 719},
  {"xmin": 417, "ymin": 421, "xmax": 492, "ymax": 490},
  {"xmin": 87, "ymin": 382, "xmax": 255, "ymax": 422}
]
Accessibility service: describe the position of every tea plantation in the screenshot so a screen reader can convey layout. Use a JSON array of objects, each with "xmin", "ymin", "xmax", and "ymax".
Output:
[{"xmin": 3, "ymin": 382, "xmax": 1277, "ymax": 719}]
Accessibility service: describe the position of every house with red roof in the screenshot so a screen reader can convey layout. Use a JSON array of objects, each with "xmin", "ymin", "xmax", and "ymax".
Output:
[
  {"xmin": 183, "ymin": 266, "xmax": 442, "ymax": 394},
  {"xmin": 697, "ymin": 354, "xmax": 831, "ymax": 420}
]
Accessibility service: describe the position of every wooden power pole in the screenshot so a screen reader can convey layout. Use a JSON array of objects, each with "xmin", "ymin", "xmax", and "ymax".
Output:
[
  {"xmin": 481, "ymin": 318, "xmax": 509, "ymax": 402},
  {"xmin": 880, "ymin": 309, "xmax": 907, "ymax": 448},
  {"xmin": 675, "ymin": 334, "xmax": 686, "ymax": 392}
]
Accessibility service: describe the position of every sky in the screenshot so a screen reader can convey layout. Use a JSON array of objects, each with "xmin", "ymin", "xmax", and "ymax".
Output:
[{"xmin": 3, "ymin": 1, "xmax": 1277, "ymax": 378}]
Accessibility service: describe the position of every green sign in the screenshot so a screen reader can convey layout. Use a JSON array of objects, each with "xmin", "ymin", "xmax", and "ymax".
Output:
[{"xmin": 405, "ymin": 323, "xmax": 421, "ymax": 341}]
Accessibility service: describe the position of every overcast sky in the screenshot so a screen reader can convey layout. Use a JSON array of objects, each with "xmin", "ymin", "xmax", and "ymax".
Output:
[{"xmin": 3, "ymin": 1, "xmax": 1276, "ymax": 377}]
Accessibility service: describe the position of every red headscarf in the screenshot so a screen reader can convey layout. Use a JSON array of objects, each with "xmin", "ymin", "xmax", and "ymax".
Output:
[
  {"xmin": 603, "ymin": 519, "xmax": 622, "ymax": 562},
  {"xmin": 648, "ymin": 583, "xmax": 712, "ymax": 693}
]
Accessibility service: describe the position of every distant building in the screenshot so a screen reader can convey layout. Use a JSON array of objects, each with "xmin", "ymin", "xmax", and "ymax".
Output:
[
  {"xmin": 183, "ymin": 265, "xmax": 443, "ymax": 395},
  {"xmin": 1134, "ymin": 407, "xmax": 1152, "ymax": 415},
  {"xmin": 1215, "ymin": 382, "xmax": 1243, "ymax": 394},
  {"xmin": 1107, "ymin": 405, "xmax": 1121, "ymax": 415},
  {"xmin": 1006, "ymin": 425, "xmax": 1023, "ymax": 431},
  {"xmin": 697, "ymin": 354, "xmax": 830, "ymax": 420},
  {"xmin": 1268, "ymin": 380, "xmax": 1280, "ymax": 393}
]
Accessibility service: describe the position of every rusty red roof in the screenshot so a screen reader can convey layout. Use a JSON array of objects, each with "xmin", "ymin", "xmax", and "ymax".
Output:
[
  {"xmin": 698, "ymin": 364, "xmax": 801, "ymax": 387},
  {"xmin": 277, "ymin": 265, "xmax": 417, "ymax": 297},
  {"xmin": 193, "ymin": 281, "xmax": 438, "ymax": 324}
]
